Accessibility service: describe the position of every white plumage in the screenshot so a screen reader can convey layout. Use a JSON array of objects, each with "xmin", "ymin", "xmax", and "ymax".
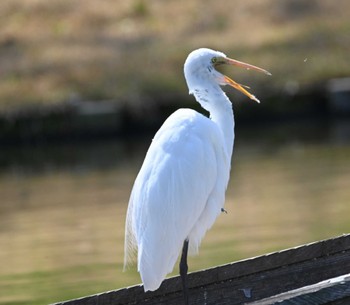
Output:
[{"xmin": 124, "ymin": 48, "xmax": 270, "ymax": 293}]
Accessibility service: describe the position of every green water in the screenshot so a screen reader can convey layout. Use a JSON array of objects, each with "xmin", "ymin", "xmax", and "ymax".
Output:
[{"xmin": 1, "ymin": 120, "xmax": 350, "ymax": 304}]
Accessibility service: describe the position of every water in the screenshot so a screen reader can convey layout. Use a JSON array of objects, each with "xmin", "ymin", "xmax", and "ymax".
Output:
[{"xmin": 1, "ymin": 119, "xmax": 350, "ymax": 304}]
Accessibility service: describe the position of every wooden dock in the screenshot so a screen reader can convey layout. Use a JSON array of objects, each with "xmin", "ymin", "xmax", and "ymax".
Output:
[{"xmin": 52, "ymin": 234, "xmax": 350, "ymax": 305}]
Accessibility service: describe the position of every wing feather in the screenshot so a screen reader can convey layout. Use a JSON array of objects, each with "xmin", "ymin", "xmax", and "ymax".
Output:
[{"xmin": 124, "ymin": 108, "xmax": 227, "ymax": 291}]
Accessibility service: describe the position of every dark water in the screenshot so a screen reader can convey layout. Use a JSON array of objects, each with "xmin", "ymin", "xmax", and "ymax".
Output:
[{"xmin": 1, "ymin": 119, "xmax": 350, "ymax": 304}]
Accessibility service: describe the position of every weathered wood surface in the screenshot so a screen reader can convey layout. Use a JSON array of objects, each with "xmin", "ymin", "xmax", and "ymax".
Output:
[
  {"xmin": 249, "ymin": 274, "xmax": 350, "ymax": 305},
  {"xmin": 52, "ymin": 234, "xmax": 350, "ymax": 305}
]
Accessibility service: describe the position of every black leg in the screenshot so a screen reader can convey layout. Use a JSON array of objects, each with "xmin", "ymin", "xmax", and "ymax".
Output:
[{"xmin": 180, "ymin": 239, "xmax": 189, "ymax": 305}]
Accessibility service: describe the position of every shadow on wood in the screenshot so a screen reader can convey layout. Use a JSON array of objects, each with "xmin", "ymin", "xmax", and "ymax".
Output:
[{"xmin": 51, "ymin": 234, "xmax": 350, "ymax": 305}]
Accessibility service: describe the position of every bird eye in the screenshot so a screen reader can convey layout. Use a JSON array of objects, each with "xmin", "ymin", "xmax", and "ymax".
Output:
[{"xmin": 211, "ymin": 57, "xmax": 217, "ymax": 64}]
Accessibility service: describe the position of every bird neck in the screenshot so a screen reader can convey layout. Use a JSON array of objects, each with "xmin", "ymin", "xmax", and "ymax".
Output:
[{"xmin": 193, "ymin": 87, "xmax": 235, "ymax": 159}]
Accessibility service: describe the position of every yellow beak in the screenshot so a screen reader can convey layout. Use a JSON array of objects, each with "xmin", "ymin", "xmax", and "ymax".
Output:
[{"xmin": 222, "ymin": 57, "xmax": 271, "ymax": 103}]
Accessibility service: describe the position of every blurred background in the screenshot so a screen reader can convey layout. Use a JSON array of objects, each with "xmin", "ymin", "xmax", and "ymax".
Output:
[{"xmin": 1, "ymin": 0, "xmax": 350, "ymax": 304}]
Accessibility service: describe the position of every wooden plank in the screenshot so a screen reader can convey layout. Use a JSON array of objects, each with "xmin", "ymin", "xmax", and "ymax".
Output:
[
  {"xmin": 51, "ymin": 234, "xmax": 350, "ymax": 305},
  {"xmin": 248, "ymin": 274, "xmax": 350, "ymax": 305}
]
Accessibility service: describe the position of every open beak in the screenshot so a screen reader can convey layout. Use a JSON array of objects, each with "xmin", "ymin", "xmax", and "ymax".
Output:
[{"xmin": 222, "ymin": 57, "xmax": 271, "ymax": 103}]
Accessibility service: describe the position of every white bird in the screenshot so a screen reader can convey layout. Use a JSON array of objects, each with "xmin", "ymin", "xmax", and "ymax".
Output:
[{"xmin": 124, "ymin": 48, "xmax": 270, "ymax": 304}]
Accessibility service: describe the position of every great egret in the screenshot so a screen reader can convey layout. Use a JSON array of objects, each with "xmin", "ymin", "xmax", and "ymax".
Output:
[{"xmin": 124, "ymin": 48, "xmax": 270, "ymax": 304}]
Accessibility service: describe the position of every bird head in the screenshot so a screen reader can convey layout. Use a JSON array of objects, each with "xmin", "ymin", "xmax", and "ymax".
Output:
[{"xmin": 184, "ymin": 48, "xmax": 271, "ymax": 103}]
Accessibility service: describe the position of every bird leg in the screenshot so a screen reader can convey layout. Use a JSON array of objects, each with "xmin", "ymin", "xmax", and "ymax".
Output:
[{"xmin": 180, "ymin": 239, "xmax": 189, "ymax": 305}]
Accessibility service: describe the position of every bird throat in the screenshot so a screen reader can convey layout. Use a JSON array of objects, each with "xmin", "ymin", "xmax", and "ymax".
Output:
[{"xmin": 193, "ymin": 87, "xmax": 235, "ymax": 161}]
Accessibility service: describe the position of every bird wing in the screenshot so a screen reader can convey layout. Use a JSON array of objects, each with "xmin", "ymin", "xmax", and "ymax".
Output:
[{"xmin": 124, "ymin": 108, "xmax": 228, "ymax": 291}]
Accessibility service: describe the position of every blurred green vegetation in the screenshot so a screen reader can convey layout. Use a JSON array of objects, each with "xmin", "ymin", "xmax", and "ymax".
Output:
[{"xmin": 0, "ymin": 0, "xmax": 349, "ymax": 113}]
